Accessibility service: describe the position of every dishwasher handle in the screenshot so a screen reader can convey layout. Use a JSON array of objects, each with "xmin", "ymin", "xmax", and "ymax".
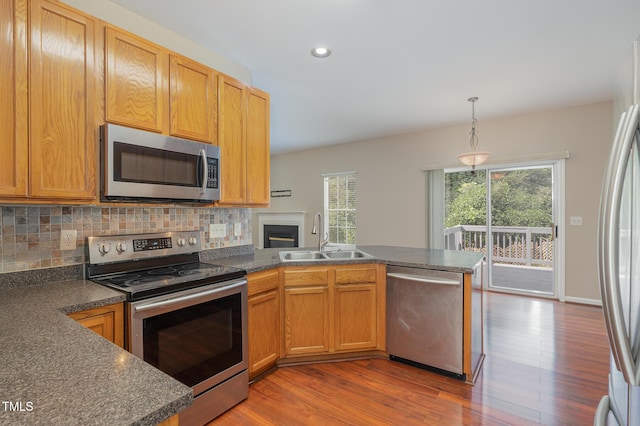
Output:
[{"xmin": 387, "ymin": 272, "xmax": 460, "ymax": 286}]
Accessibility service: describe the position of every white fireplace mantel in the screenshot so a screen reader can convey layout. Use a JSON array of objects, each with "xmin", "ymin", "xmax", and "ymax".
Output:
[{"xmin": 257, "ymin": 211, "xmax": 306, "ymax": 249}]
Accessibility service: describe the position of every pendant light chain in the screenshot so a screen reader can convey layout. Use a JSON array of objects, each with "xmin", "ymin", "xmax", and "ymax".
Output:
[
  {"xmin": 469, "ymin": 96, "xmax": 479, "ymax": 151},
  {"xmin": 457, "ymin": 96, "xmax": 490, "ymax": 169}
]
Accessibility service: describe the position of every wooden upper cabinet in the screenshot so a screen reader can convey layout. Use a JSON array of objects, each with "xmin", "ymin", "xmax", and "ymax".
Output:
[
  {"xmin": 218, "ymin": 74, "xmax": 271, "ymax": 206},
  {"xmin": 218, "ymin": 74, "xmax": 247, "ymax": 204},
  {"xmin": 169, "ymin": 54, "xmax": 217, "ymax": 143},
  {"xmin": 28, "ymin": 0, "xmax": 97, "ymax": 200},
  {"xmin": 0, "ymin": 0, "xmax": 28, "ymax": 198},
  {"xmin": 105, "ymin": 26, "xmax": 168, "ymax": 133},
  {"xmin": 246, "ymin": 87, "xmax": 270, "ymax": 206}
]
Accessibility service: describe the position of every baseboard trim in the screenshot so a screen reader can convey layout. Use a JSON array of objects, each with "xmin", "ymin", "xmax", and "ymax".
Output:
[{"xmin": 565, "ymin": 296, "xmax": 602, "ymax": 306}]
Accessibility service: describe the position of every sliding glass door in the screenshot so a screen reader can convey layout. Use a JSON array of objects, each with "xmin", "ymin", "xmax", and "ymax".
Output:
[
  {"xmin": 487, "ymin": 166, "xmax": 554, "ymax": 295},
  {"xmin": 444, "ymin": 164, "xmax": 557, "ymax": 297}
]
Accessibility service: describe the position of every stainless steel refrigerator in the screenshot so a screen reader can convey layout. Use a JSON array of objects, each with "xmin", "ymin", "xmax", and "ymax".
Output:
[{"xmin": 595, "ymin": 36, "xmax": 640, "ymax": 425}]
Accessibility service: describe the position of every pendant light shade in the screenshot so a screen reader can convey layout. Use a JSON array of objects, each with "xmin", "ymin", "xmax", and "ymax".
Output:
[
  {"xmin": 457, "ymin": 151, "xmax": 491, "ymax": 166},
  {"xmin": 458, "ymin": 97, "xmax": 490, "ymax": 170}
]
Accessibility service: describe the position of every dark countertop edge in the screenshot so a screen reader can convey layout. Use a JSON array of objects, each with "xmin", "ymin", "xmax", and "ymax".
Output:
[
  {"xmin": 131, "ymin": 395, "xmax": 194, "ymax": 426},
  {"xmin": 57, "ymin": 292, "xmax": 128, "ymax": 314}
]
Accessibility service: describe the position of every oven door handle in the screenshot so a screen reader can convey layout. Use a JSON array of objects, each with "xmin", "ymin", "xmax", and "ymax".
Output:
[{"xmin": 134, "ymin": 280, "xmax": 247, "ymax": 313}]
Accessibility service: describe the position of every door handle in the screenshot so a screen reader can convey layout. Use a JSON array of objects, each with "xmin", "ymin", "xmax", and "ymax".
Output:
[
  {"xmin": 593, "ymin": 395, "xmax": 611, "ymax": 426},
  {"xmin": 134, "ymin": 279, "xmax": 246, "ymax": 313},
  {"xmin": 387, "ymin": 272, "xmax": 460, "ymax": 286},
  {"xmin": 598, "ymin": 103, "xmax": 640, "ymax": 385},
  {"xmin": 199, "ymin": 149, "xmax": 208, "ymax": 194}
]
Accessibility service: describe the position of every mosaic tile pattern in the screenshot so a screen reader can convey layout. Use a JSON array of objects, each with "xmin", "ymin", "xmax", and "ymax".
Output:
[{"xmin": 0, "ymin": 206, "xmax": 252, "ymax": 274}]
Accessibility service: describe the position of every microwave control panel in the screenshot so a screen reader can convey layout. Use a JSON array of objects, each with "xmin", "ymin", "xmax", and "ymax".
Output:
[{"xmin": 207, "ymin": 158, "xmax": 218, "ymax": 189}]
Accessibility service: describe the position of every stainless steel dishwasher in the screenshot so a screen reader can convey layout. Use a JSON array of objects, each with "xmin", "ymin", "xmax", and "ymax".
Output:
[{"xmin": 386, "ymin": 265, "xmax": 464, "ymax": 378}]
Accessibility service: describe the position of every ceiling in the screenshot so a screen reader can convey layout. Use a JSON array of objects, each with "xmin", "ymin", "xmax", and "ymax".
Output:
[{"xmin": 110, "ymin": 0, "xmax": 640, "ymax": 154}]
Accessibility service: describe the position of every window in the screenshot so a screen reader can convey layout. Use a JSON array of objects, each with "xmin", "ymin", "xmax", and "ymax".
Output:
[{"xmin": 323, "ymin": 172, "xmax": 356, "ymax": 245}]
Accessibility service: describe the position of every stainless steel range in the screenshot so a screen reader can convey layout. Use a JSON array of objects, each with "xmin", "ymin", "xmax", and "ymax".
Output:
[{"xmin": 86, "ymin": 231, "xmax": 248, "ymax": 425}]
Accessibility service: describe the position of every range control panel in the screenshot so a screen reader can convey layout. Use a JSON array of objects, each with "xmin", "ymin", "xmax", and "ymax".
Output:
[{"xmin": 87, "ymin": 231, "xmax": 201, "ymax": 264}]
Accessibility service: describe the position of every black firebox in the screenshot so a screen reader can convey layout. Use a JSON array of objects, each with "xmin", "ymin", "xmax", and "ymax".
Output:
[{"xmin": 264, "ymin": 224, "xmax": 299, "ymax": 248}]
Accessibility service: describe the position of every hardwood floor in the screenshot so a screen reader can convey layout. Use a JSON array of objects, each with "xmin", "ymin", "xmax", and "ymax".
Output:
[{"xmin": 213, "ymin": 292, "xmax": 610, "ymax": 425}]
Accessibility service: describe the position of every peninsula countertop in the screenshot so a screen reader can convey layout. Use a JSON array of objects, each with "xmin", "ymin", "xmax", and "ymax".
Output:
[
  {"xmin": 0, "ymin": 278, "xmax": 192, "ymax": 426},
  {"xmin": 206, "ymin": 245, "xmax": 484, "ymax": 274}
]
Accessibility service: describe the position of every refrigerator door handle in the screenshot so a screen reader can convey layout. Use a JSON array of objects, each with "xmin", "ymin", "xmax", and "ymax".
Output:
[
  {"xmin": 593, "ymin": 395, "xmax": 611, "ymax": 426},
  {"xmin": 598, "ymin": 103, "xmax": 640, "ymax": 386}
]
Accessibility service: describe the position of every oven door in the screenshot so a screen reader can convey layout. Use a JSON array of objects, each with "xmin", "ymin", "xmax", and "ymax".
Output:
[
  {"xmin": 102, "ymin": 123, "xmax": 220, "ymax": 202},
  {"xmin": 129, "ymin": 279, "xmax": 247, "ymax": 396}
]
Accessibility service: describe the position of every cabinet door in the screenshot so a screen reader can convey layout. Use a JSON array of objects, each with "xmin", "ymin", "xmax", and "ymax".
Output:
[
  {"xmin": 29, "ymin": 0, "xmax": 96, "ymax": 200},
  {"xmin": 105, "ymin": 26, "xmax": 167, "ymax": 133},
  {"xmin": 248, "ymin": 288, "xmax": 280, "ymax": 378},
  {"xmin": 248, "ymin": 269, "xmax": 281, "ymax": 378},
  {"xmin": 334, "ymin": 265, "xmax": 378, "ymax": 351},
  {"xmin": 67, "ymin": 303, "xmax": 124, "ymax": 348},
  {"xmin": 246, "ymin": 87, "xmax": 270, "ymax": 206},
  {"xmin": 169, "ymin": 54, "xmax": 217, "ymax": 143},
  {"xmin": 0, "ymin": 0, "xmax": 28, "ymax": 198},
  {"xmin": 284, "ymin": 286, "xmax": 330, "ymax": 356},
  {"xmin": 334, "ymin": 283, "xmax": 377, "ymax": 351},
  {"xmin": 217, "ymin": 73, "xmax": 246, "ymax": 205}
]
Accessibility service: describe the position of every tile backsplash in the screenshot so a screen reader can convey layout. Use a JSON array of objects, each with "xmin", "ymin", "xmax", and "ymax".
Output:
[{"xmin": 0, "ymin": 206, "xmax": 252, "ymax": 274}]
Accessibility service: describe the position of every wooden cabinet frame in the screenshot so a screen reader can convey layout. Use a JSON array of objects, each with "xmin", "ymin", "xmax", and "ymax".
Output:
[{"xmin": 67, "ymin": 302, "xmax": 124, "ymax": 348}]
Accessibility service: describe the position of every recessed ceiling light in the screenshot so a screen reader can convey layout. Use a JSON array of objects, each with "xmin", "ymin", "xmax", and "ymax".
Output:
[{"xmin": 311, "ymin": 47, "xmax": 331, "ymax": 58}]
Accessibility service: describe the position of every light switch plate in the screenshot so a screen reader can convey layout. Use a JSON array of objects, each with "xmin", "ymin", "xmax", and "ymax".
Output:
[
  {"xmin": 234, "ymin": 223, "xmax": 242, "ymax": 237},
  {"xmin": 60, "ymin": 229, "xmax": 77, "ymax": 250},
  {"xmin": 209, "ymin": 224, "xmax": 226, "ymax": 239}
]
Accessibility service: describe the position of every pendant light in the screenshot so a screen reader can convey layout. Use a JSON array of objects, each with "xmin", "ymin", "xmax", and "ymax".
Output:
[{"xmin": 457, "ymin": 97, "xmax": 490, "ymax": 170}]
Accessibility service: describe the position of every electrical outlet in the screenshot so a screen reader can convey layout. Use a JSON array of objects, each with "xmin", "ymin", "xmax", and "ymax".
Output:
[
  {"xmin": 60, "ymin": 229, "xmax": 77, "ymax": 250},
  {"xmin": 234, "ymin": 222, "xmax": 242, "ymax": 237},
  {"xmin": 209, "ymin": 224, "xmax": 226, "ymax": 240},
  {"xmin": 570, "ymin": 216, "xmax": 583, "ymax": 226}
]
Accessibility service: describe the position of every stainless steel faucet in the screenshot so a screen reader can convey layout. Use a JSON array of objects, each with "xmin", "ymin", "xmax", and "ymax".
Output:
[{"xmin": 311, "ymin": 212, "xmax": 329, "ymax": 251}]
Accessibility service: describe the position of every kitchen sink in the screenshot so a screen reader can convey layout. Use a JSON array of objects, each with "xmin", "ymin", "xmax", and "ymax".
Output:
[
  {"xmin": 279, "ymin": 249, "xmax": 375, "ymax": 262},
  {"xmin": 323, "ymin": 250, "xmax": 368, "ymax": 259},
  {"xmin": 280, "ymin": 251, "xmax": 327, "ymax": 261}
]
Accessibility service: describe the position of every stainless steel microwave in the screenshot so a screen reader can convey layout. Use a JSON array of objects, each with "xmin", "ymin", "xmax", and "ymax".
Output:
[{"xmin": 101, "ymin": 123, "xmax": 220, "ymax": 203}]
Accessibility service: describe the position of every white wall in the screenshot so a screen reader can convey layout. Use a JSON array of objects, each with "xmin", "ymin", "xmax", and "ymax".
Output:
[{"xmin": 260, "ymin": 101, "xmax": 614, "ymax": 301}]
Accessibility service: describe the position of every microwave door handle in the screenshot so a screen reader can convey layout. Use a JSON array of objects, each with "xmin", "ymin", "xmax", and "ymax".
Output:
[{"xmin": 200, "ymin": 149, "xmax": 208, "ymax": 193}]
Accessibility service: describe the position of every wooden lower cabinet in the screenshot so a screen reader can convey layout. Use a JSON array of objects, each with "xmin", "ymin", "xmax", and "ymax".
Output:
[
  {"xmin": 67, "ymin": 303, "xmax": 124, "ymax": 348},
  {"xmin": 247, "ymin": 269, "xmax": 281, "ymax": 379},
  {"xmin": 284, "ymin": 284, "xmax": 331, "ymax": 355},
  {"xmin": 283, "ymin": 264, "xmax": 385, "ymax": 358}
]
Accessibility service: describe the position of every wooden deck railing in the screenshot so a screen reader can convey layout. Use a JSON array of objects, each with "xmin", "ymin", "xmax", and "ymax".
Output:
[{"xmin": 444, "ymin": 225, "xmax": 553, "ymax": 268}]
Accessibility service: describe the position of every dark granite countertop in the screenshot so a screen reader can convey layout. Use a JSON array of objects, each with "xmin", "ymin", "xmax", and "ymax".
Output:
[
  {"xmin": 0, "ymin": 279, "xmax": 192, "ymax": 426},
  {"xmin": 208, "ymin": 245, "xmax": 483, "ymax": 274},
  {"xmin": 358, "ymin": 245, "xmax": 484, "ymax": 273}
]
